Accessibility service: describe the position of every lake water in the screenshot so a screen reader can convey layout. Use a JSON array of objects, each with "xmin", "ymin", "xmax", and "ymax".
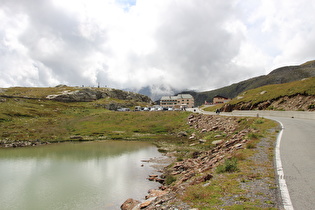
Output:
[{"xmin": 0, "ymin": 141, "xmax": 164, "ymax": 210}]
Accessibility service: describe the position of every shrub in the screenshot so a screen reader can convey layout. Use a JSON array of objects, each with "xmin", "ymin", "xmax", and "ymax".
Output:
[
  {"xmin": 255, "ymin": 119, "xmax": 264, "ymax": 124},
  {"xmin": 165, "ymin": 175, "xmax": 177, "ymax": 185},
  {"xmin": 248, "ymin": 133, "xmax": 258, "ymax": 139},
  {"xmin": 216, "ymin": 158, "xmax": 239, "ymax": 173},
  {"xmin": 309, "ymin": 104, "xmax": 315, "ymax": 109},
  {"xmin": 246, "ymin": 142, "xmax": 256, "ymax": 149}
]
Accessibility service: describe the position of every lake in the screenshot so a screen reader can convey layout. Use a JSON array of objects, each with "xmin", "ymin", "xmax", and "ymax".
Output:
[{"xmin": 0, "ymin": 141, "xmax": 164, "ymax": 210}]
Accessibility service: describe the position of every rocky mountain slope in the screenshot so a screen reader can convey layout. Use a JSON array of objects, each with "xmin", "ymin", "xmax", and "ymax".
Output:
[
  {"xmin": 185, "ymin": 60, "xmax": 315, "ymax": 106},
  {"xmin": 0, "ymin": 85, "xmax": 152, "ymax": 104},
  {"xmin": 219, "ymin": 77, "xmax": 315, "ymax": 112}
]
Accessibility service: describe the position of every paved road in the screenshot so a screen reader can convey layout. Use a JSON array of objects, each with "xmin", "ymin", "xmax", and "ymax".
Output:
[
  {"xmin": 188, "ymin": 108, "xmax": 315, "ymax": 209},
  {"xmin": 269, "ymin": 117, "xmax": 315, "ymax": 210}
]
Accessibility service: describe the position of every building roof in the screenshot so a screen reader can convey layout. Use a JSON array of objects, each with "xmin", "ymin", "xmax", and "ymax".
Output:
[
  {"xmin": 160, "ymin": 94, "xmax": 194, "ymax": 101},
  {"xmin": 160, "ymin": 96, "xmax": 178, "ymax": 100},
  {"xmin": 213, "ymin": 95, "xmax": 229, "ymax": 99},
  {"xmin": 177, "ymin": 94, "xmax": 194, "ymax": 99}
]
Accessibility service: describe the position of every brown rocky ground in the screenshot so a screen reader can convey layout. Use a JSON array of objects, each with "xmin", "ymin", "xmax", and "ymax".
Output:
[
  {"xmin": 267, "ymin": 94, "xmax": 315, "ymax": 111},
  {"xmin": 222, "ymin": 94, "xmax": 315, "ymax": 112},
  {"xmin": 121, "ymin": 114, "xmax": 279, "ymax": 210}
]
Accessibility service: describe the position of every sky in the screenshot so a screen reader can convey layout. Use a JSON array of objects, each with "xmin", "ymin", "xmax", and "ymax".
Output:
[{"xmin": 1, "ymin": 0, "xmax": 315, "ymax": 97}]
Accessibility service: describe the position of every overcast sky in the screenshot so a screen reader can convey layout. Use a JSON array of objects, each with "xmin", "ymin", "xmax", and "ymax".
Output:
[{"xmin": 1, "ymin": 0, "xmax": 315, "ymax": 95}]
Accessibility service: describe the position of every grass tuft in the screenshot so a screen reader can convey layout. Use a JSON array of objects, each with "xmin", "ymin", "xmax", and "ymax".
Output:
[{"xmin": 216, "ymin": 158, "xmax": 239, "ymax": 173}]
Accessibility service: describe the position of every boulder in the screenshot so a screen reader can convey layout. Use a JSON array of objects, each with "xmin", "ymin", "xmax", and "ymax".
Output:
[
  {"xmin": 121, "ymin": 198, "xmax": 141, "ymax": 210},
  {"xmin": 146, "ymin": 189, "xmax": 168, "ymax": 199},
  {"xmin": 199, "ymin": 139, "xmax": 206, "ymax": 143},
  {"xmin": 212, "ymin": 140, "xmax": 223, "ymax": 145},
  {"xmin": 140, "ymin": 199, "xmax": 153, "ymax": 209},
  {"xmin": 177, "ymin": 131, "xmax": 188, "ymax": 137}
]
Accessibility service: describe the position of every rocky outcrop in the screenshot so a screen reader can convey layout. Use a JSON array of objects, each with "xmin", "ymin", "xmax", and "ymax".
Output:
[
  {"xmin": 268, "ymin": 94, "xmax": 315, "ymax": 111},
  {"xmin": 187, "ymin": 114, "xmax": 239, "ymax": 133},
  {"xmin": 47, "ymin": 88, "xmax": 101, "ymax": 102},
  {"xmin": 221, "ymin": 94, "xmax": 315, "ymax": 112},
  {"xmin": 46, "ymin": 88, "xmax": 153, "ymax": 103}
]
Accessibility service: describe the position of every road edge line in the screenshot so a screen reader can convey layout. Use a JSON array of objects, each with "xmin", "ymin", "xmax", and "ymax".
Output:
[{"xmin": 275, "ymin": 120, "xmax": 294, "ymax": 210}]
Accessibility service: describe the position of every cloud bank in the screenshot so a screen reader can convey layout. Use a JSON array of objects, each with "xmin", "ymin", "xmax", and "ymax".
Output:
[{"xmin": 1, "ymin": 0, "xmax": 315, "ymax": 95}]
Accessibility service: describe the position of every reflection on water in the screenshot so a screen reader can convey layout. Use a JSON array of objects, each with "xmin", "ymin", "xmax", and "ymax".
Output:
[{"xmin": 0, "ymin": 141, "xmax": 163, "ymax": 210}]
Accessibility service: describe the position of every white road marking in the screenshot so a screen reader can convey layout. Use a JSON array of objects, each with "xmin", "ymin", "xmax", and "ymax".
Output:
[{"xmin": 275, "ymin": 120, "xmax": 294, "ymax": 210}]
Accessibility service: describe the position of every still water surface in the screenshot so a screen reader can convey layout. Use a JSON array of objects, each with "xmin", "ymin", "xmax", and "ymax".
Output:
[{"xmin": 0, "ymin": 141, "xmax": 163, "ymax": 210}]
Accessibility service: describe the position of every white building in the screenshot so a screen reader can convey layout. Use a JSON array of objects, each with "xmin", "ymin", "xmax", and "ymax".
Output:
[{"xmin": 160, "ymin": 94, "xmax": 194, "ymax": 108}]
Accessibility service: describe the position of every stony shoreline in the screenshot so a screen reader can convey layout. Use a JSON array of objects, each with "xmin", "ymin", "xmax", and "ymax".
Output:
[
  {"xmin": 121, "ymin": 114, "xmax": 279, "ymax": 210},
  {"xmin": 0, "ymin": 139, "xmax": 51, "ymax": 148}
]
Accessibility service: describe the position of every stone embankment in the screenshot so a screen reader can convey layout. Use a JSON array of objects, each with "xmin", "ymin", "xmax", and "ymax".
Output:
[
  {"xmin": 121, "ymin": 114, "xmax": 260, "ymax": 210},
  {"xmin": 0, "ymin": 140, "xmax": 50, "ymax": 148}
]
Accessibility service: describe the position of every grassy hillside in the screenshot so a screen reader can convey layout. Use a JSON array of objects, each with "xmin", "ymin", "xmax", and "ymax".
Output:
[
  {"xmin": 0, "ymin": 86, "xmax": 77, "ymax": 98},
  {"xmin": 228, "ymin": 77, "xmax": 315, "ymax": 105},
  {"xmin": 204, "ymin": 77, "xmax": 315, "ymax": 112},
  {"xmin": 0, "ymin": 86, "xmax": 190, "ymax": 143},
  {"xmin": 187, "ymin": 60, "xmax": 315, "ymax": 106}
]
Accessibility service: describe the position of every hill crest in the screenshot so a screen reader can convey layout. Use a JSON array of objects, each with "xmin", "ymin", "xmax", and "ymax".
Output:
[{"xmin": 187, "ymin": 60, "xmax": 315, "ymax": 106}]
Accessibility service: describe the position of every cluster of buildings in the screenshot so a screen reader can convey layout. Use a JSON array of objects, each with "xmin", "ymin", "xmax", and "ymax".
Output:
[{"xmin": 159, "ymin": 94, "xmax": 231, "ymax": 109}]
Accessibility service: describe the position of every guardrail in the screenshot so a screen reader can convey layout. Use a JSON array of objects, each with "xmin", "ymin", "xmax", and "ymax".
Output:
[{"xmin": 231, "ymin": 110, "xmax": 315, "ymax": 120}]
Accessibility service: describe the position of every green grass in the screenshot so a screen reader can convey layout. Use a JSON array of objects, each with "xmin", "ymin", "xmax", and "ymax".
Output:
[
  {"xmin": 0, "ymin": 96, "xmax": 191, "ymax": 142},
  {"xmin": 203, "ymin": 104, "xmax": 223, "ymax": 112},
  {"xmin": 66, "ymin": 111, "xmax": 190, "ymax": 139},
  {"xmin": 0, "ymin": 86, "xmax": 190, "ymax": 142},
  {"xmin": 216, "ymin": 158, "xmax": 239, "ymax": 173},
  {"xmin": 178, "ymin": 117, "xmax": 278, "ymax": 209},
  {"xmin": 229, "ymin": 77, "xmax": 315, "ymax": 105},
  {"xmin": 0, "ymin": 86, "xmax": 78, "ymax": 98},
  {"xmin": 203, "ymin": 77, "xmax": 315, "ymax": 111}
]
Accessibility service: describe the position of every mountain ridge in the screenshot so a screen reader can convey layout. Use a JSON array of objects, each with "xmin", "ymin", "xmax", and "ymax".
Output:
[{"xmin": 182, "ymin": 60, "xmax": 315, "ymax": 106}]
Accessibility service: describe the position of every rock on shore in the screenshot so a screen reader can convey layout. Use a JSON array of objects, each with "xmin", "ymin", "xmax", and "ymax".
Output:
[{"xmin": 0, "ymin": 139, "xmax": 50, "ymax": 148}]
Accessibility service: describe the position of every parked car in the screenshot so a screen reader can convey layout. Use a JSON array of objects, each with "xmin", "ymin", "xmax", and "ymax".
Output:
[
  {"xmin": 117, "ymin": 108, "xmax": 130, "ymax": 112},
  {"xmin": 168, "ymin": 107, "xmax": 173, "ymax": 111},
  {"xmin": 143, "ymin": 107, "xmax": 150, "ymax": 111}
]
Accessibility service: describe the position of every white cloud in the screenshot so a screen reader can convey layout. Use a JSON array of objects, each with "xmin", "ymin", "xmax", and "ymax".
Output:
[
  {"xmin": 1, "ymin": 0, "xmax": 315, "ymax": 96},
  {"xmin": 239, "ymin": 0, "xmax": 315, "ymax": 71}
]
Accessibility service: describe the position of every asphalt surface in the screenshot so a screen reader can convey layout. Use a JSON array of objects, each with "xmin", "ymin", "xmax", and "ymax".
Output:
[
  {"xmin": 188, "ymin": 108, "xmax": 315, "ymax": 209},
  {"xmin": 269, "ymin": 117, "xmax": 315, "ymax": 210}
]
